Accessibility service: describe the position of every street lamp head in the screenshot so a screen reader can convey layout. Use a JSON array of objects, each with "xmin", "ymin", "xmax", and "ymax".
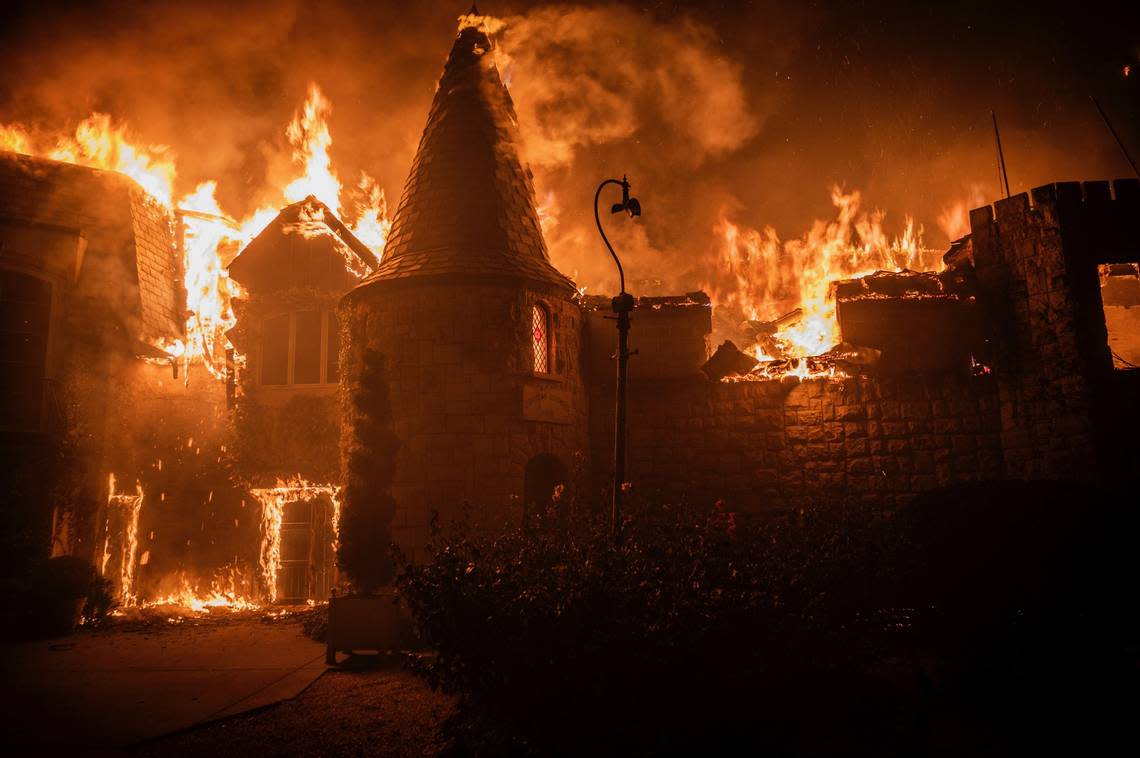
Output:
[
  {"xmin": 611, "ymin": 197, "xmax": 641, "ymax": 218},
  {"xmin": 610, "ymin": 175, "xmax": 641, "ymax": 218}
]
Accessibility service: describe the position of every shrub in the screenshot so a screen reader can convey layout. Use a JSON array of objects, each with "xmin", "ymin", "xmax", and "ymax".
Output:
[
  {"xmin": 397, "ymin": 498, "xmax": 909, "ymax": 754},
  {"xmin": 338, "ymin": 349, "xmax": 400, "ymax": 594},
  {"xmin": 11, "ymin": 555, "xmax": 111, "ymax": 638},
  {"xmin": 398, "ymin": 483, "xmax": 1140, "ymax": 754}
]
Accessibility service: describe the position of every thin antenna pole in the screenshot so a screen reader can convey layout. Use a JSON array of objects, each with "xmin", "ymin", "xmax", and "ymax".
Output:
[
  {"xmin": 991, "ymin": 111, "xmax": 1011, "ymax": 198},
  {"xmin": 1090, "ymin": 95, "xmax": 1140, "ymax": 180}
]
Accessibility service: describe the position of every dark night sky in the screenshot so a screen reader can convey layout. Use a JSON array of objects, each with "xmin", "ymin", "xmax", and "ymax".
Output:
[{"xmin": 0, "ymin": 0, "xmax": 1136, "ymax": 294}]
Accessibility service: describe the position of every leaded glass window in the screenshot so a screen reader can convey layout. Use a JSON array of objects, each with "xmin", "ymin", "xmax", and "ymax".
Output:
[{"xmin": 532, "ymin": 303, "xmax": 550, "ymax": 373}]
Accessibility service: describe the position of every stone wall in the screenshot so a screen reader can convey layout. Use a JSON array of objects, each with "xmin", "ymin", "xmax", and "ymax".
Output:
[
  {"xmin": 229, "ymin": 289, "xmax": 343, "ymax": 486},
  {"xmin": 585, "ymin": 182, "xmax": 1140, "ymax": 510},
  {"xmin": 341, "ymin": 279, "xmax": 589, "ymax": 555},
  {"xmin": 970, "ymin": 179, "xmax": 1140, "ymax": 482},
  {"xmin": 590, "ymin": 371, "xmax": 1002, "ymax": 512}
]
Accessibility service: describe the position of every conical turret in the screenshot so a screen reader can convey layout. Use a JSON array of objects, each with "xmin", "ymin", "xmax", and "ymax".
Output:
[{"xmin": 360, "ymin": 23, "xmax": 572, "ymax": 291}]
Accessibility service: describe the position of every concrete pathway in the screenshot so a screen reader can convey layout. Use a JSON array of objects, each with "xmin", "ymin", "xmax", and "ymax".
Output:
[{"xmin": 0, "ymin": 615, "xmax": 325, "ymax": 752}]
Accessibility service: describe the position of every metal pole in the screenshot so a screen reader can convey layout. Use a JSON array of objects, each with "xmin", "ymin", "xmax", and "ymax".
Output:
[
  {"xmin": 991, "ymin": 111, "xmax": 1011, "ymax": 199},
  {"xmin": 611, "ymin": 292, "xmax": 634, "ymax": 545},
  {"xmin": 595, "ymin": 177, "xmax": 635, "ymax": 545},
  {"xmin": 1090, "ymin": 95, "xmax": 1140, "ymax": 180}
]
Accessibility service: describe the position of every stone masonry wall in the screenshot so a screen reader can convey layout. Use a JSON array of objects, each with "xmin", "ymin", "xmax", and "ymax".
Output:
[
  {"xmin": 593, "ymin": 372, "xmax": 1002, "ymax": 512},
  {"xmin": 341, "ymin": 279, "xmax": 589, "ymax": 556},
  {"xmin": 969, "ymin": 180, "xmax": 1140, "ymax": 481}
]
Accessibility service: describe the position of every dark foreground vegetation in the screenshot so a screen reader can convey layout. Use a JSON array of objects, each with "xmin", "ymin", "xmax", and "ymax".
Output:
[{"xmin": 398, "ymin": 482, "xmax": 1138, "ymax": 756}]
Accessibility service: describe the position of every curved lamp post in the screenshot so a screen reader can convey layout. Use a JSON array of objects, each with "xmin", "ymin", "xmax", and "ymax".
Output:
[{"xmin": 594, "ymin": 175, "xmax": 640, "ymax": 545}]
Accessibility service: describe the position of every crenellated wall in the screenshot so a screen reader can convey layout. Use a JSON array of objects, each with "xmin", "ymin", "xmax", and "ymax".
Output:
[
  {"xmin": 970, "ymin": 179, "xmax": 1140, "ymax": 482},
  {"xmin": 585, "ymin": 179, "xmax": 1139, "ymax": 511}
]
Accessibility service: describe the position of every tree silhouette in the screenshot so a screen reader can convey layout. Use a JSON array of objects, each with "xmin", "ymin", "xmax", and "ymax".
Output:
[{"xmin": 338, "ymin": 349, "xmax": 399, "ymax": 594}]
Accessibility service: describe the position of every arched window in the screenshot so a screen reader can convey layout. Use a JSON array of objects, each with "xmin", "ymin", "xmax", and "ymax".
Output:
[{"xmin": 531, "ymin": 302, "xmax": 551, "ymax": 373}]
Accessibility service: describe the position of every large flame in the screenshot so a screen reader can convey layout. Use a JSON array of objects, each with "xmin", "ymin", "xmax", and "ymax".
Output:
[
  {"xmin": 0, "ymin": 83, "xmax": 389, "ymax": 377},
  {"xmin": 143, "ymin": 566, "xmax": 259, "ymax": 613},
  {"xmin": 49, "ymin": 113, "xmax": 177, "ymax": 207},
  {"xmin": 708, "ymin": 186, "xmax": 942, "ymax": 370},
  {"xmin": 283, "ymin": 84, "xmax": 341, "ymax": 214},
  {"xmin": 101, "ymin": 474, "xmax": 145, "ymax": 606}
]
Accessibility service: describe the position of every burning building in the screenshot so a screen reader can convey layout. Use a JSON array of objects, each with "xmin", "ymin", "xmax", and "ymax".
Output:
[
  {"xmin": 1, "ymin": 13, "xmax": 1137, "ymax": 606},
  {"xmin": 333, "ymin": 19, "xmax": 1139, "ymax": 553},
  {"xmin": 339, "ymin": 21, "xmax": 588, "ymax": 549},
  {"xmin": 226, "ymin": 194, "xmax": 377, "ymax": 601}
]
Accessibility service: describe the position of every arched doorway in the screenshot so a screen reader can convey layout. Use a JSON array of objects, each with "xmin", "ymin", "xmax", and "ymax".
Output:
[{"xmin": 523, "ymin": 454, "xmax": 568, "ymax": 523}]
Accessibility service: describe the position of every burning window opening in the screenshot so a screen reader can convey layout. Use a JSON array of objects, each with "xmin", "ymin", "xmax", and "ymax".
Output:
[
  {"xmin": 1100, "ymin": 263, "xmax": 1140, "ymax": 370},
  {"xmin": 250, "ymin": 479, "xmax": 341, "ymax": 604},
  {"xmin": 101, "ymin": 474, "xmax": 144, "ymax": 607}
]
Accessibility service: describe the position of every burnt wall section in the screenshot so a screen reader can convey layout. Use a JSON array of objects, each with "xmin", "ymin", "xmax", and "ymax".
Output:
[
  {"xmin": 100, "ymin": 362, "xmax": 254, "ymax": 601},
  {"xmin": 0, "ymin": 153, "xmax": 184, "ymax": 572},
  {"xmin": 969, "ymin": 179, "xmax": 1140, "ymax": 481},
  {"xmin": 341, "ymin": 280, "xmax": 589, "ymax": 555}
]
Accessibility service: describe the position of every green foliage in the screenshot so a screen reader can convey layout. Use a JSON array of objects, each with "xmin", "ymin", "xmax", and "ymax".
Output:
[{"xmin": 338, "ymin": 349, "xmax": 400, "ymax": 594}]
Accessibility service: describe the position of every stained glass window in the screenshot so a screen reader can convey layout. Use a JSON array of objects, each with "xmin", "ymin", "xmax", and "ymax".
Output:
[{"xmin": 532, "ymin": 303, "xmax": 550, "ymax": 373}]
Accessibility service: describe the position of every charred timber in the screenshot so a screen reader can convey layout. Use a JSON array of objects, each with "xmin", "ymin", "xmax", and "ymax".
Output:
[{"xmin": 836, "ymin": 268, "xmax": 982, "ymax": 374}]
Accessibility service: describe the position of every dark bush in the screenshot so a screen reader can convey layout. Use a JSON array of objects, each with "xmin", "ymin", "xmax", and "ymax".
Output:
[
  {"xmin": 338, "ymin": 349, "xmax": 400, "ymax": 594},
  {"xmin": 12, "ymin": 555, "xmax": 111, "ymax": 638},
  {"xmin": 397, "ymin": 498, "xmax": 912, "ymax": 754},
  {"xmin": 398, "ymin": 483, "xmax": 1139, "ymax": 754}
]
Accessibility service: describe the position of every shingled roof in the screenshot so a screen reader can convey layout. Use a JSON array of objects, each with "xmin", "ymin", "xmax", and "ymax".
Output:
[
  {"xmin": 357, "ymin": 24, "xmax": 574, "ymax": 292},
  {"xmin": 228, "ymin": 195, "xmax": 377, "ymax": 294},
  {"xmin": 0, "ymin": 151, "xmax": 183, "ymax": 344}
]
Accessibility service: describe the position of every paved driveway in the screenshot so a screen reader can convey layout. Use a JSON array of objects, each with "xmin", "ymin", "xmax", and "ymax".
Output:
[{"xmin": 0, "ymin": 614, "xmax": 325, "ymax": 752}]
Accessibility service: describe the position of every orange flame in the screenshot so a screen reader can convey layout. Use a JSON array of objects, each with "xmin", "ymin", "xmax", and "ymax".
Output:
[
  {"xmin": 250, "ymin": 478, "xmax": 340, "ymax": 603},
  {"xmin": 349, "ymin": 172, "xmax": 393, "ymax": 258},
  {"xmin": 936, "ymin": 184, "xmax": 986, "ymax": 241},
  {"xmin": 1, "ymin": 83, "xmax": 389, "ymax": 376},
  {"xmin": 708, "ymin": 186, "xmax": 942, "ymax": 371},
  {"xmin": 101, "ymin": 473, "xmax": 145, "ymax": 606},
  {"xmin": 0, "ymin": 124, "xmax": 33, "ymax": 154},
  {"xmin": 48, "ymin": 113, "xmax": 177, "ymax": 207},
  {"xmin": 143, "ymin": 566, "xmax": 259, "ymax": 613},
  {"xmin": 284, "ymin": 84, "xmax": 342, "ymax": 214}
]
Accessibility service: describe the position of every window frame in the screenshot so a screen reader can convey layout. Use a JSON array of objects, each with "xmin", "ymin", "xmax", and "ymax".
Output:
[
  {"xmin": 531, "ymin": 300, "xmax": 554, "ymax": 376},
  {"xmin": 257, "ymin": 309, "xmax": 340, "ymax": 388}
]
